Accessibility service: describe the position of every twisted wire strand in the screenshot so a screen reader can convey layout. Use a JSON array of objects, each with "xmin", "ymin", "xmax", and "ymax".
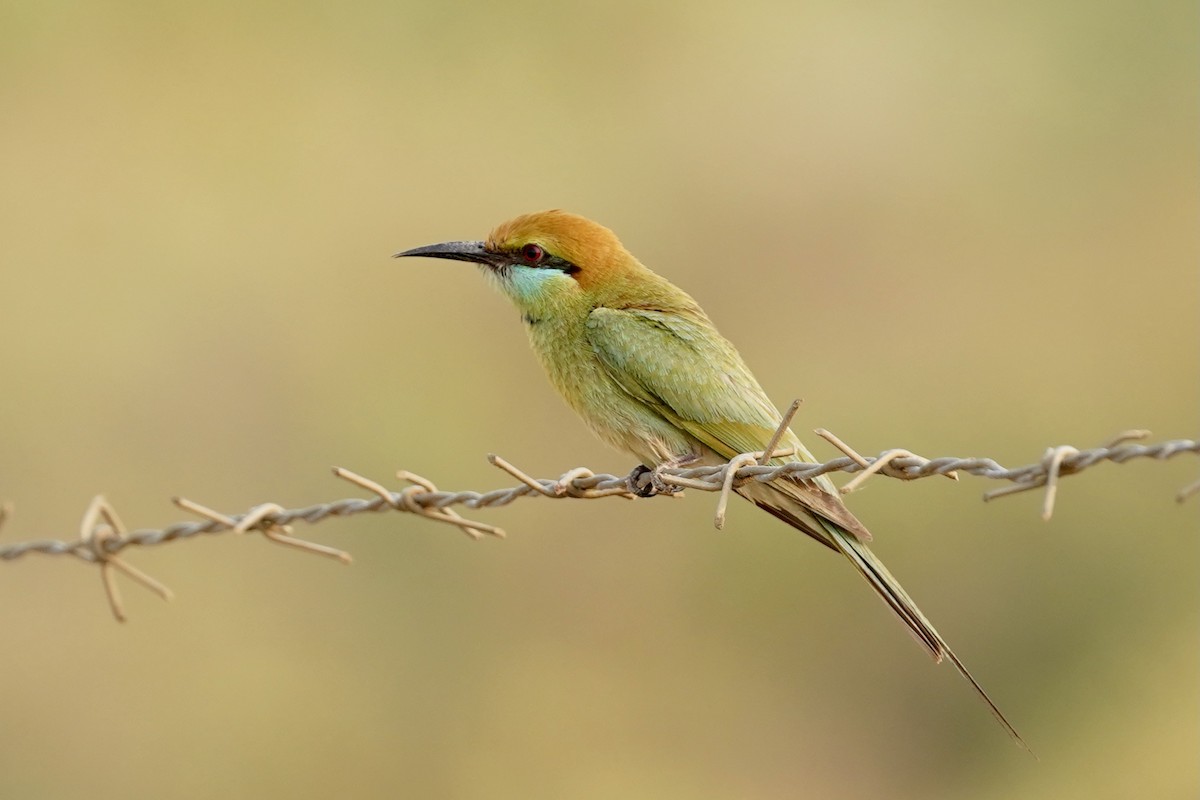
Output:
[{"xmin": 0, "ymin": 431, "xmax": 1195, "ymax": 619}]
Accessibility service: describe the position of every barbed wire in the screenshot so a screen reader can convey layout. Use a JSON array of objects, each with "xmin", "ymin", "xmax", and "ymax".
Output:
[{"xmin": 0, "ymin": 422, "xmax": 1196, "ymax": 621}]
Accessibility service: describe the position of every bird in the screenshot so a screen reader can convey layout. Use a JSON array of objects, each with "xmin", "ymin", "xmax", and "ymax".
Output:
[{"xmin": 395, "ymin": 209, "xmax": 1026, "ymax": 747}]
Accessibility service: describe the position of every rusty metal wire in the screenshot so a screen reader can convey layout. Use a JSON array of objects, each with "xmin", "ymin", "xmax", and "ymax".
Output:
[{"xmin": 0, "ymin": 427, "xmax": 1195, "ymax": 620}]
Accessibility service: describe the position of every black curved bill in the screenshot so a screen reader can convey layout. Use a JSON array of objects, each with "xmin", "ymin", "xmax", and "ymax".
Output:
[{"xmin": 392, "ymin": 240, "xmax": 506, "ymax": 269}]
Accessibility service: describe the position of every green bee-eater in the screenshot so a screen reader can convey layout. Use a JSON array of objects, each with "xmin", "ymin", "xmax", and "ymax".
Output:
[{"xmin": 396, "ymin": 209, "xmax": 1025, "ymax": 747}]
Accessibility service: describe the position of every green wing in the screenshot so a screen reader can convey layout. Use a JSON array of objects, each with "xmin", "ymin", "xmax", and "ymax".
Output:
[
  {"xmin": 587, "ymin": 306, "xmax": 871, "ymax": 541},
  {"xmin": 585, "ymin": 307, "xmax": 801, "ymax": 462}
]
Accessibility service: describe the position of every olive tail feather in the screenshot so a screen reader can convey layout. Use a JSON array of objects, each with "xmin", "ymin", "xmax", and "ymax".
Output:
[{"xmin": 821, "ymin": 518, "xmax": 1032, "ymax": 753}]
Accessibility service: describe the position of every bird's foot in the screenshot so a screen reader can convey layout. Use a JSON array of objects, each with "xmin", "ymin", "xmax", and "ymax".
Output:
[
  {"xmin": 627, "ymin": 465, "xmax": 659, "ymax": 497},
  {"xmin": 626, "ymin": 465, "xmax": 683, "ymax": 497}
]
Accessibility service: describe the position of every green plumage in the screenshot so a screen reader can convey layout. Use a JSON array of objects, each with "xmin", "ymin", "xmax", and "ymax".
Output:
[{"xmin": 397, "ymin": 209, "xmax": 1027, "ymax": 750}]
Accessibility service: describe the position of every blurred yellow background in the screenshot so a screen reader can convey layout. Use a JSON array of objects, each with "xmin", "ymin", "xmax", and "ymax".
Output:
[{"xmin": 1, "ymin": 1, "xmax": 1195, "ymax": 798}]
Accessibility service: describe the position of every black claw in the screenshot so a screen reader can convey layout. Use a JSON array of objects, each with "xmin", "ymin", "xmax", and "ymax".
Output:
[{"xmin": 628, "ymin": 465, "xmax": 658, "ymax": 497}]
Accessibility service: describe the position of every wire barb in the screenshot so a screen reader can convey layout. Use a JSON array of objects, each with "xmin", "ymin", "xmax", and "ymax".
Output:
[
  {"xmin": 815, "ymin": 428, "xmax": 959, "ymax": 493},
  {"xmin": 1039, "ymin": 446, "xmax": 1080, "ymax": 521},
  {"xmin": 759, "ymin": 399, "xmax": 803, "ymax": 466},
  {"xmin": 173, "ymin": 496, "xmax": 353, "ymax": 563},
  {"xmin": 488, "ymin": 454, "xmax": 559, "ymax": 498},
  {"xmin": 489, "ymin": 454, "xmax": 637, "ymax": 500},
  {"xmin": 80, "ymin": 496, "xmax": 173, "ymax": 622},
  {"xmin": 980, "ymin": 444, "xmax": 1083, "ymax": 519},
  {"xmin": 395, "ymin": 469, "xmax": 506, "ymax": 539},
  {"xmin": 1102, "ymin": 429, "xmax": 1152, "ymax": 449},
  {"xmin": 714, "ymin": 452, "xmax": 760, "ymax": 530}
]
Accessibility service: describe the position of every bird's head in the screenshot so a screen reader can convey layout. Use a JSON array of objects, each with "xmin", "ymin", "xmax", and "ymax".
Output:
[{"xmin": 394, "ymin": 210, "xmax": 636, "ymax": 318}]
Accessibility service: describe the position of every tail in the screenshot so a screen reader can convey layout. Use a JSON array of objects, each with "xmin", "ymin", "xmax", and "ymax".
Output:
[
  {"xmin": 743, "ymin": 480, "xmax": 1030, "ymax": 751},
  {"xmin": 821, "ymin": 517, "xmax": 1029, "ymax": 751}
]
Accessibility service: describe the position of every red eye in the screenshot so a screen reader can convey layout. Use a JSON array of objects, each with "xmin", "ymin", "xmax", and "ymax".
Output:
[{"xmin": 520, "ymin": 243, "xmax": 545, "ymax": 264}]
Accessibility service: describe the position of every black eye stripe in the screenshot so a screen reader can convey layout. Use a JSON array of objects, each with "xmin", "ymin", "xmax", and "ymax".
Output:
[{"xmin": 541, "ymin": 254, "xmax": 581, "ymax": 274}]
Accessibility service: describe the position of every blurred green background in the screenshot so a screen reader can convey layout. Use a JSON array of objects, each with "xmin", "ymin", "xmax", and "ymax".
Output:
[{"xmin": 1, "ymin": 1, "xmax": 1195, "ymax": 798}]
